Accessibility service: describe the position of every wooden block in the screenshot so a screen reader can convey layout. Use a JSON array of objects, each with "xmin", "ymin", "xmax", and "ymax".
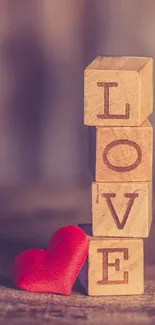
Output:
[
  {"xmin": 79, "ymin": 225, "xmax": 144, "ymax": 296},
  {"xmin": 92, "ymin": 181, "xmax": 152, "ymax": 238},
  {"xmin": 96, "ymin": 119, "xmax": 153, "ymax": 182},
  {"xmin": 84, "ymin": 56, "xmax": 153, "ymax": 127}
]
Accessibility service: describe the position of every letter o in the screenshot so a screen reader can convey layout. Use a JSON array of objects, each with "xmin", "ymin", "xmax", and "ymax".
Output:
[{"xmin": 103, "ymin": 139, "xmax": 142, "ymax": 172}]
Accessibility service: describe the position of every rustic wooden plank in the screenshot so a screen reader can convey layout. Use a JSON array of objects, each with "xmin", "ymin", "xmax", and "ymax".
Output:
[{"xmin": 0, "ymin": 266, "xmax": 154, "ymax": 324}]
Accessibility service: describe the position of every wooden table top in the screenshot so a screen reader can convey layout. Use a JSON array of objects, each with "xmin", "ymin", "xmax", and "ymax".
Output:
[{"xmin": 0, "ymin": 265, "xmax": 154, "ymax": 325}]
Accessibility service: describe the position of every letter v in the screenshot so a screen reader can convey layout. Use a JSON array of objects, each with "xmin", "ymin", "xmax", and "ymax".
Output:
[{"xmin": 102, "ymin": 193, "xmax": 139, "ymax": 229}]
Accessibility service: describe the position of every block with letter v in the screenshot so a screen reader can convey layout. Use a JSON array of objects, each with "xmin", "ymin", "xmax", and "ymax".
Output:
[{"xmin": 92, "ymin": 181, "xmax": 152, "ymax": 238}]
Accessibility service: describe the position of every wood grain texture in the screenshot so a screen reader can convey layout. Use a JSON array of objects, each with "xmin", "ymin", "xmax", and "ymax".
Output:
[
  {"xmin": 92, "ymin": 181, "xmax": 152, "ymax": 238},
  {"xmin": 79, "ymin": 226, "xmax": 144, "ymax": 296},
  {"xmin": 96, "ymin": 119, "xmax": 153, "ymax": 182},
  {"xmin": 0, "ymin": 265, "xmax": 154, "ymax": 325},
  {"xmin": 84, "ymin": 56, "xmax": 153, "ymax": 126}
]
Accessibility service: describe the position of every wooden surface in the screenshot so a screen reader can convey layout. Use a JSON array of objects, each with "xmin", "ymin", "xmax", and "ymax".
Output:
[
  {"xmin": 95, "ymin": 119, "xmax": 153, "ymax": 182},
  {"xmin": 79, "ymin": 228, "xmax": 144, "ymax": 296},
  {"xmin": 84, "ymin": 56, "xmax": 153, "ymax": 127},
  {"xmin": 92, "ymin": 181, "xmax": 152, "ymax": 237},
  {"xmin": 0, "ymin": 242, "xmax": 154, "ymax": 324}
]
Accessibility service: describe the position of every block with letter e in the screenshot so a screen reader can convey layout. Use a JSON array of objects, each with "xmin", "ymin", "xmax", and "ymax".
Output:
[
  {"xmin": 79, "ymin": 225, "xmax": 144, "ymax": 296},
  {"xmin": 84, "ymin": 56, "xmax": 153, "ymax": 126}
]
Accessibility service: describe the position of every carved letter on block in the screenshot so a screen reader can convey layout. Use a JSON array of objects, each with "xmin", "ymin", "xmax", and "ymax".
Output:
[
  {"xmin": 92, "ymin": 181, "xmax": 152, "ymax": 238},
  {"xmin": 96, "ymin": 119, "xmax": 153, "ymax": 182},
  {"xmin": 79, "ymin": 225, "xmax": 144, "ymax": 296},
  {"xmin": 84, "ymin": 56, "xmax": 153, "ymax": 126},
  {"xmin": 97, "ymin": 248, "xmax": 129, "ymax": 285},
  {"xmin": 97, "ymin": 82, "xmax": 130, "ymax": 120}
]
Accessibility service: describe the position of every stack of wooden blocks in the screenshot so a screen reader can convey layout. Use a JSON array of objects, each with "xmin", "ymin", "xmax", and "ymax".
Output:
[{"xmin": 79, "ymin": 56, "xmax": 153, "ymax": 296}]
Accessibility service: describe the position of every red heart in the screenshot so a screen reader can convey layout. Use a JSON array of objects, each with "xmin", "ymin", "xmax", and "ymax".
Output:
[{"xmin": 12, "ymin": 225, "xmax": 88, "ymax": 295}]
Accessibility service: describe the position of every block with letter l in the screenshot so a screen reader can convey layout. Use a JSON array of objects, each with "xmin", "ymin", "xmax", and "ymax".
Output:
[
  {"xmin": 79, "ymin": 225, "xmax": 144, "ymax": 296},
  {"xmin": 84, "ymin": 56, "xmax": 153, "ymax": 126}
]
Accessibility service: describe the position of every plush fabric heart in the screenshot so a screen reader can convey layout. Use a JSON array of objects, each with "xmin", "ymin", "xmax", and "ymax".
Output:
[{"xmin": 12, "ymin": 225, "xmax": 88, "ymax": 295}]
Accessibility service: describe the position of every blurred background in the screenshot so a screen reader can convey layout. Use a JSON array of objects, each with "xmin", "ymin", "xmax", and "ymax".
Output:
[{"xmin": 0, "ymin": 0, "xmax": 154, "ymax": 263}]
